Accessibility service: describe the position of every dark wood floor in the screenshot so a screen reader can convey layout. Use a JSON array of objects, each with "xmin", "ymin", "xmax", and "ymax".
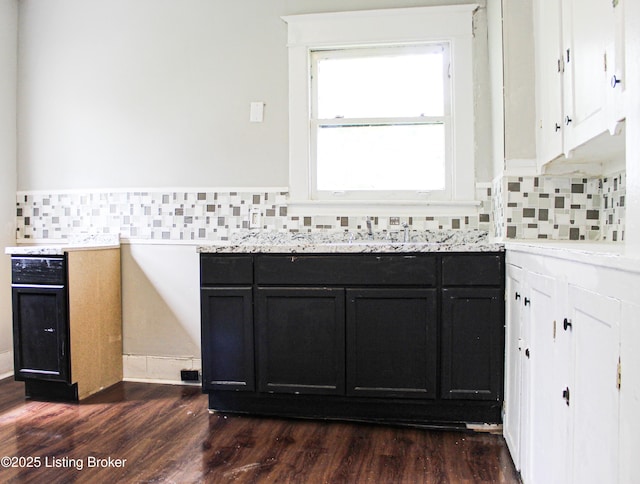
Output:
[{"xmin": 0, "ymin": 377, "xmax": 519, "ymax": 483}]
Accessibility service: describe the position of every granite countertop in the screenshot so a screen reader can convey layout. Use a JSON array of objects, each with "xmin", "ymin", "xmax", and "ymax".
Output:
[
  {"xmin": 5, "ymin": 234, "xmax": 121, "ymax": 256},
  {"xmin": 197, "ymin": 230, "xmax": 504, "ymax": 254}
]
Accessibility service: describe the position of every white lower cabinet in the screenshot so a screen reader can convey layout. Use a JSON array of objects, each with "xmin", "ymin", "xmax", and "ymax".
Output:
[
  {"xmin": 567, "ymin": 285, "xmax": 620, "ymax": 484},
  {"xmin": 505, "ymin": 250, "xmax": 625, "ymax": 484},
  {"xmin": 506, "ymin": 263, "xmax": 564, "ymax": 484},
  {"xmin": 504, "ymin": 264, "xmax": 523, "ymax": 469}
]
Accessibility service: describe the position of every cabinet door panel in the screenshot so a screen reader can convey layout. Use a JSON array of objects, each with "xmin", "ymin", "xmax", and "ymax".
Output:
[
  {"xmin": 346, "ymin": 288, "xmax": 437, "ymax": 398},
  {"xmin": 441, "ymin": 288, "xmax": 503, "ymax": 400},
  {"xmin": 504, "ymin": 264, "xmax": 524, "ymax": 469},
  {"xmin": 12, "ymin": 287, "xmax": 69, "ymax": 382},
  {"xmin": 534, "ymin": 0, "xmax": 564, "ymax": 167},
  {"xmin": 521, "ymin": 271, "xmax": 559, "ymax": 484},
  {"xmin": 256, "ymin": 288, "xmax": 345, "ymax": 395},
  {"xmin": 568, "ymin": 285, "xmax": 620, "ymax": 484},
  {"xmin": 562, "ymin": 0, "xmax": 612, "ymax": 150},
  {"xmin": 201, "ymin": 287, "xmax": 254, "ymax": 391}
]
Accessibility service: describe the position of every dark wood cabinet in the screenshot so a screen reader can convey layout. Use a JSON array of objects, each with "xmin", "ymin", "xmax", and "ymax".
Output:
[
  {"xmin": 256, "ymin": 288, "xmax": 345, "ymax": 395},
  {"xmin": 10, "ymin": 250, "xmax": 122, "ymax": 401},
  {"xmin": 201, "ymin": 287, "xmax": 254, "ymax": 391},
  {"xmin": 346, "ymin": 288, "xmax": 437, "ymax": 398},
  {"xmin": 200, "ymin": 251, "xmax": 505, "ymax": 427},
  {"xmin": 441, "ymin": 288, "xmax": 504, "ymax": 400},
  {"xmin": 12, "ymin": 284, "xmax": 70, "ymax": 383}
]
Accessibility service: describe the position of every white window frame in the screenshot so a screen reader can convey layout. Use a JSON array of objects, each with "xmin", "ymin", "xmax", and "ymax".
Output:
[{"xmin": 282, "ymin": 5, "xmax": 479, "ymax": 214}]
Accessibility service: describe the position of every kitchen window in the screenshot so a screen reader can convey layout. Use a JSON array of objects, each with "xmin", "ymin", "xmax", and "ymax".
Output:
[
  {"xmin": 283, "ymin": 5, "xmax": 478, "ymax": 213},
  {"xmin": 311, "ymin": 44, "xmax": 450, "ymax": 200}
]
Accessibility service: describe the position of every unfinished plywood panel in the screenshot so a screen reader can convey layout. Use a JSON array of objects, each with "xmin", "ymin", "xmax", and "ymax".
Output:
[{"xmin": 67, "ymin": 248, "xmax": 122, "ymax": 400}]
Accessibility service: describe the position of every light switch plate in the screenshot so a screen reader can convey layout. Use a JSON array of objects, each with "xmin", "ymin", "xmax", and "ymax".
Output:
[{"xmin": 250, "ymin": 102, "xmax": 264, "ymax": 123}]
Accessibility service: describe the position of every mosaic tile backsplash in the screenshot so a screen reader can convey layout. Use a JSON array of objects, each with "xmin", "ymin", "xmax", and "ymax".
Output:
[
  {"xmin": 14, "ymin": 172, "xmax": 625, "ymax": 243},
  {"xmin": 493, "ymin": 171, "xmax": 626, "ymax": 241},
  {"xmin": 15, "ymin": 185, "xmax": 494, "ymax": 242}
]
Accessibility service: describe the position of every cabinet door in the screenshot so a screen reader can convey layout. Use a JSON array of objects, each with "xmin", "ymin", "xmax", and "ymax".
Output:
[
  {"xmin": 441, "ymin": 288, "xmax": 503, "ymax": 400},
  {"xmin": 504, "ymin": 264, "xmax": 524, "ymax": 469},
  {"xmin": 201, "ymin": 287, "xmax": 254, "ymax": 391},
  {"xmin": 12, "ymin": 286, "xmax": 69, "ymax": 382},
  {"xmin": 520, "ymin": 271, "xmax": 560, "ymax": 484},
  {"xmin": 346, "ymin": 288, "xmax": 437, "ymax": 399},
  {"xmin": 256, "ymin": 288, "xmax": 345, "ymax": 395},
  {"xmin": 534, "ymin": 0, "xmax": 564, "ymax": 167},
  {"xmin": 567, "ymin": 285, "xmax": 620, "ymax": 484},
  {"xmin": 562, "ymin": 0, "xmax": 612, "ymax": 151}
]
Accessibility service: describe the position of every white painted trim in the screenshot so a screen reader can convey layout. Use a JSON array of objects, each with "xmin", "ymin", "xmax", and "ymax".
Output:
[
  {"xmin": 504, "ymin": 158, "xmax": 539, "ymax": 177},
  {"xmin": 123, "ymin": 377, "xmax": 200, "ymax": 387},
  {"xmin": 0, "ymin": 371, "xmax": 14, "ymax": 380},
  {"xmin": 284, "ymin": 6, "xmax": 478, "ymax": 206},
  {"xmin": 0, "ymin": 350, "xmax": 13, "ymax": 378},
  {"xmin": 17, "ymin": 187, "xmax": 289, "ymax": 196},
  {"xmin": 282, "ymin": 5, "xmax": 479, "ymax": 47},
  {"xmin": 287, "ymin": 199, "xmax": 481, "ymax": 217},
  {"xmin": 123, "ymin": 354, "xmax": 201, "ymax": 384}
]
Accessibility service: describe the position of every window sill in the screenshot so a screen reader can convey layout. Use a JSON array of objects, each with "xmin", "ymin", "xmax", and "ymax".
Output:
[{"xmin": 287, "ymin": 199, "xmax": 481, "ymax": 217}]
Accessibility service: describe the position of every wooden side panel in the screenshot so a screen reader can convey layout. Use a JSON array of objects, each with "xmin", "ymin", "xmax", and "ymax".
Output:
[{"xmin": 68, "ymin": 249, "xmax": 122, "ymax": 400}]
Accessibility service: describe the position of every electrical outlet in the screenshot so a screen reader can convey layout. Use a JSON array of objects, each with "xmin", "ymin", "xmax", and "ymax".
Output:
[
  {"xmin": 180, "ymin": 369, "xmax": 200, "ymax": 382},
  {"xmin": 249, "ymin": 208, "xmax": 262, "ymax": 229},
  {"xmin": 390, "ymin": 217, "xmax": 400, "ymax": 225}
]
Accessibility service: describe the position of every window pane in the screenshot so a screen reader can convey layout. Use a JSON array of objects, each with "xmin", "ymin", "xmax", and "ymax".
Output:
[
  {"xmin": 316, "ymin": 124, "xmax": 445, "ymax": 192},
  {"xmin": 316, "ymin": 49, "xmax": 445, "ymax": 119}
]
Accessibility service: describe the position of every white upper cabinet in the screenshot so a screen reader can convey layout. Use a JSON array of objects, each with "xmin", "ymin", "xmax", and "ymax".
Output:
[
  {"xmin": 533, "ymin": 0, "xmax": 625, "ymax": 170},
  {"xmin": 533, "ymin": 0, "xmax": 564, "ymax": 169},
  {"xmin": 605, "ymin": 0, "xmax": 626, "ymax": 131}
]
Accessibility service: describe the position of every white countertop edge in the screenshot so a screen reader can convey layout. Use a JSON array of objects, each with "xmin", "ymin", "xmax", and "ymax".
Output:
[
  {"xmin": 504, "ymin": 240, "xmax": 640, "ymax": 274},
  {"xmin": 5, "ymin": 243, "xmax": 121, "ymax": 256}
]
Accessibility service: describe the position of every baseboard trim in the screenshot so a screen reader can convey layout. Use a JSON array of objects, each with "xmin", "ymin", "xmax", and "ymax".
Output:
[
  {"xmin": 0, "ymin": 350, "xmax": 13, "ymax": 379},
  {"xmin": 123, "ymin": 354, "xmax": 201, "ymax": 385}
]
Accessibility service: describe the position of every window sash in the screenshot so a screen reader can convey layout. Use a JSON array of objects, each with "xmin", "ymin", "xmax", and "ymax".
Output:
[{"xmin": 310, "ymin": 45, "xmax": 452, "ymax": 201}]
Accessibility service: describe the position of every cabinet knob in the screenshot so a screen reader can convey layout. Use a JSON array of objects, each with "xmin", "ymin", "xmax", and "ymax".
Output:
[
  {"xmin": 525, "ymin": 348, "xmax": 530, "ymax": 359},
  {"xmin": 555, "ymin": 123, "xmax": 561, "ymax": 132},
  {"xmin": 524, "ymin": 297, "xmax": 531, "ymax": 306},
  {"xmin": 565, "ymin": 116, "xmax": 572, "ymax": 125},
  {"xmin": 515, "ymin": 292, "xmax": 521, "ymax": 300},
  {"xmin": 562, "ymin": 387, "xmax": 570, "ymax": 406},
  {"xmin": 611, "ymin": 75, "xmax": 622, "ymax": 88},
  {"xmin": 563, "ymin": 318, "xmax": 572, "ymax": 331}
]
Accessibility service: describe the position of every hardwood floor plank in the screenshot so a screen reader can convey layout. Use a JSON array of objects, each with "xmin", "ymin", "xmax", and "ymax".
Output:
[{"xmin": 0, "ymin": 378, "xmax": 519, "ymax": 483}]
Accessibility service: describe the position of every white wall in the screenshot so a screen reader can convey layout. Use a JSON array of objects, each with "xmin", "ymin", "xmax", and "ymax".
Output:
[
  {"xmin": 487, "ymin": 0, "xmax": 505, "ymax": 179},
  {"xmin": 0, "ymin": 0, "xmax": 18, "ymax": 376},
  {"xmin": 487, "ymin": 0, "xmax": 536, "ymax": 179},
  {"xmin": 501, "ymin": 0, "xmax": 536, "ymax": 166},
  {"xmin": 17, "ymin": 0, "xmax": 491, "ymax": 191}
]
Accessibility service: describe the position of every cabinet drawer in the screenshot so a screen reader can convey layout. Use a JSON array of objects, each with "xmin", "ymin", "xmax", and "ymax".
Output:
[
  {"xmin": 11, "ymin": 256, "xmax": 66, "ymax": 285},
  {"xmin": 441, "ymin": 254, "xmax": 503, "ymax": 287},
  {"xmin": 201, "ymin": 255, "xmax": 253, "ymax": 285},
  {"xmin": 255, "ymin": 255, "xmax": 437, "ymax": 286}
]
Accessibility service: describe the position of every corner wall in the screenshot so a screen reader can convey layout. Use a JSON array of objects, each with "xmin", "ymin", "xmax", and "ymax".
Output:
[{"xmin": 0, "ymin": 0, "xmax": 18, "ymax": 377}]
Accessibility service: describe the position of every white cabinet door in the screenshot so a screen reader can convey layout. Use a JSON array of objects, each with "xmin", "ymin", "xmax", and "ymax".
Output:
[
  {"xmin": 567, "ymin": 285, "xmax": 620, "ymax": 484},
  {"xmin": 521, "ymin": 271, "xmax": 560, "ymax": 484},
  {"xmin": 619, "ymin": 301, "xmax": 640, "ymax": 484},
  {"xmin": 504, "ymin": 264, "xmax": 524, "ymax": 469},
  {"xmin": 533, "ymin": 0, "xmax": 564, "ymax": 168},
  {"xmin": 605, "ymin": 0, "xmax": 626, "ymax": 132},
  {"xmin": 562, "ymin": 0, "xmax": 614, "ymax": 151}
]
